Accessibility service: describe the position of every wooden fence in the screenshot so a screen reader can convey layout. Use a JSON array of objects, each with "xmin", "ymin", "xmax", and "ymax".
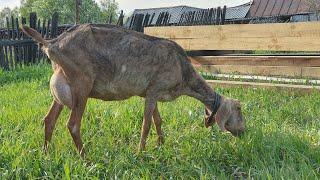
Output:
[
  {"xmin": 0, "ymin": 12, "xmax": 59, "ymax": 70},
  {"xmin": 145, "ymin": 22, "xmax": 320, "ymax": 52},
  {"xmin": 146, "ymin": 22, "xmax": 320, "ymax": 91},
  {"xmin": 192, "ymin": 56, "xmax": 320, "ymax": 79}
]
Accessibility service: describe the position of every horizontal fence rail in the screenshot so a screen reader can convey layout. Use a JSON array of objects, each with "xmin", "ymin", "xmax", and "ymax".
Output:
[
  {"xmin": 145, "ymin": 22, "xmax": 320, "ymax": 52},
  {"xmin": 191, "ymin": 56, "xmax": 320, "ymax": 79}
]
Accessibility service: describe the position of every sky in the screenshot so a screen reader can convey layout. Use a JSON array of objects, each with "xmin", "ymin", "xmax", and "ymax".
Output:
[{"xmin": 0, "ymin": 0, "xmax": 250, "ymax": 13}]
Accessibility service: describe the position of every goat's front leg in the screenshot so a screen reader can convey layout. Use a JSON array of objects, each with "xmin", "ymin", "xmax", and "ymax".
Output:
[
  {"xmin": 44, "ymin": 100, "xmax": 63, "ymax": 152},
  {"xmin": 67, "ymin": 97, "xmax": 87, "ymax": 158},
  {"xmin": 153, "ymin": 103, "xmax": 164, "ymax": 145},
  {"xmin": 139, "ymin": 98, "xmax": 156, "ymax": 151}
]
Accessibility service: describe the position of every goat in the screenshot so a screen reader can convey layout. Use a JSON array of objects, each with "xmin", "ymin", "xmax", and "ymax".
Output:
[{"xmin": 22, "ymin": 24, "xmax": 245, "ymax": 157}]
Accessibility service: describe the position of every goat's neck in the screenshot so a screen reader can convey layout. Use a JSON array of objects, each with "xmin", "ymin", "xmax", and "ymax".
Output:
[{"xmin": 184, "ymin": 73, "xmax": 220, "ymax": 110}]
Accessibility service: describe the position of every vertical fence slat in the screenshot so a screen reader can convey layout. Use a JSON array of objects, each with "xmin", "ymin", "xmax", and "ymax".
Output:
[
  {"xmin": 6, "ymin": 16, "xmax": 14, "ymax": 69},
  {"xmin": 30, "ymin": 12, "xmax": 37, "ymax": 64},
  {"xmin": 15, "ymin": 17, "xmax": 22, "ymax": 66},
  {"xmin": 221, "ymin": 6, "xmax": 227, "ymax": 25},
  {"xmin": 0, "ymin": 46, "xmax": 4, "ymax": 70},
  {"xmin": 51, "ymin": 12, "xmax": 59, "ymax": 38},
  {"xmin": 46, "ymin": 19, "xmax": 51, "ymax": 39}
]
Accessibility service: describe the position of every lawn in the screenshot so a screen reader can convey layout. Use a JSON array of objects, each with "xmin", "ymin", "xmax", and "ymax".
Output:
[{"xmin": 0, "ymin": 64, "xmax": 319, "ymax": 179}]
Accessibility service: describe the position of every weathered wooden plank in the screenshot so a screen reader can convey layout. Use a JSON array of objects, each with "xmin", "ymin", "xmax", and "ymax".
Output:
[
  {"xmin": 302, "ymin": 67, "xmax": 320, "ymax": 79},
  {"xmin": 144, "ymin": 22, "xmax": 320, "ymax": 51},
  {"xmin": 200, "ymin": 65, "xmax": 303, "ymax": 78},
  {"xmin": 3, "ymin": 45, "xmax": 9, "ymax": 70},
  {"xmin": 204, "ymin": 73, "xmax": 320, "ymax": 85},
  {"xmin": 46, "ymin": 19, "xmax": 51, "ymax": 39},
  {"xmin": 51, "ymin": 12, "xmax": 59, "ymax": 38},
  {"xmin": 15, "ymin": 17, "xmax": 22, "ymax": 66},
  {"xmin": 0, "ymin": 46, "xmax": 5, "ymax": 69},
  {"xmin": 6, "ymin": 16, "xmax": 13, "ymax": 69},
  {"xmin": 30, "ymin": 12, "xmax": 37, "ymax": 63},
  {"xmin": 190, "ymin": 56, "xmax": 320, "ymax": 67},
  {"xmin": 207, "ymin": 80, "xmax": 320, "ymax": 93}
]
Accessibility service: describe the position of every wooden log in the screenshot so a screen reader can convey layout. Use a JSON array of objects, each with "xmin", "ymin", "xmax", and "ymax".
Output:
[{"xmin": 144, "ymin": 22, "xmax": 320, "ymax": 51}]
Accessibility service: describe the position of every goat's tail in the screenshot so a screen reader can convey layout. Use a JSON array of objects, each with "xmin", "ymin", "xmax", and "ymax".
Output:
[{"xmin": 21, "ymin": 26, "xmax": 48, "ymax": 47}]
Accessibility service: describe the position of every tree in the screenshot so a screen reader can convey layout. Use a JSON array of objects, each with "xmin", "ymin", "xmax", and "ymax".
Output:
[
  {"xmin": 19, "ymin": 0, "xmax": 119, "ymax": 24},
  {"xmin": 0, "ymin": 7, "xmax": 20, "ymax": 28},
  {"xmin": 100, "ymin": 0, "xmax": 119, "ymax": 23}
]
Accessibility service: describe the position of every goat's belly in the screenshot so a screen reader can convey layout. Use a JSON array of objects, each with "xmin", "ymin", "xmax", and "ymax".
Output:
[{"xmin": 90, "ymin": 80, "xmax": 148, "ymax": 101}]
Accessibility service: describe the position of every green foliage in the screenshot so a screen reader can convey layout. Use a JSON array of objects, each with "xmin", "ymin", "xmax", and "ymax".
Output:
[
  {"xmin": 100, "ymin": 0, "xmax": 119, "ymax": 23},
  {"xmin": 0, "ymin": 65, "xmax": 319, "ymax": 179},
  {"xmin": 19, "ymin": 0, "xmax": 119, "ymax": 24},
  {"xmin": 0, "ymin": 7, "xmax": 20, "ymax": 28}
]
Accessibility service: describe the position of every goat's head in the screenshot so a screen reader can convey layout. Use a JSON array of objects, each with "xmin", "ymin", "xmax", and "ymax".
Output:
[{"xmin": 204, "ymin": 97, "xmax": 245, "ymax": 137}]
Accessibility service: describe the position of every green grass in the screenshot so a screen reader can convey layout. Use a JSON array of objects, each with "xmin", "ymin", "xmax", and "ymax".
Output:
[{"xmin": 0, "ymin": 65, "xmax": 319, "ymax": 179}]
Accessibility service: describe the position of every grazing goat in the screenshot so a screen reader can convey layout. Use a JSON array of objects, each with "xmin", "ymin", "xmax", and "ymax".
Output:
[{"xmin": 22, "ymin": 24, "xmax": 245, "ymax": 157}]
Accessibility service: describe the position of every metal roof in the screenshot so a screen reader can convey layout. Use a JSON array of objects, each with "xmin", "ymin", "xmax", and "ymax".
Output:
[
  {"xmin": 125, "ymin": 6, "xmax": 202, "ymax": 27},
  {"xmin": 247, "ymin": 0, "xmax": 315, "ymax": 18},
  {"xmin": 225, "ymin": 2, "xmax": 251, "ymax": 20},
  {"xmin": 125, "ymin": 4, "xmax": 253, "ymax": 26}
]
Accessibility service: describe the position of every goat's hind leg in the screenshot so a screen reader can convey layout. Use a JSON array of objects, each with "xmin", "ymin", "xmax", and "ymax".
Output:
[
  {"xmin": 153, "ymin": 103, "xmax": 164, "ymax": 145},
  {"xmin": 139, "ymin": 98, "xmax": 157, "ymax": 152},
  {"xmin": 67, "ymin": 97, "xmax": 88, "ymax": 158},
  {"xmin": 43, "ymin": 101, "xmax": 63, "ymax": 152}
]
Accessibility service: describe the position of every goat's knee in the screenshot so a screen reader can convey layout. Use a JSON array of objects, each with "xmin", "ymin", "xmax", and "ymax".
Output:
[{"xmin": 67, "ymin": 121, "xmax": 79, "ymax": 135}]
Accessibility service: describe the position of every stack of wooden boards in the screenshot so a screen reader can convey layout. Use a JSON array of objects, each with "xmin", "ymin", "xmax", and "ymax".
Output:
[{"xmin": 145, "ymin": 22, "xmax": 320, "ymax": 92}]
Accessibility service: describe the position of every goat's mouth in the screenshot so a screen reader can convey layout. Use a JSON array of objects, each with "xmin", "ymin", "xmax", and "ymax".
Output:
[{"xmin": 204, "ymin": 116, "xmax": 215, "ymax": 128}]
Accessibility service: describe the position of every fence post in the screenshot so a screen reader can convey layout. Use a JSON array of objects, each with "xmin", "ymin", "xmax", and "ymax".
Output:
[
  {"xmin": 216, "ymin": 7, "xmax": 221, "ymax": 25},
  {"xmin": 51, "ymin": 12, "xmax": 59, "ymax": 38},
  {"xmin": 75, "ymin": 0, "xmax": 81, "ymax": 24},
  {"xmin": 29, "ymin": 12, "xmax": 37, "ymax": 63},
  {"xmin": 117, "ymin": 10, "xmax": 124, "ymax": 26},
  {"xmin": 221, "ymin": 6, "xmax": 227, "ymax": 25},
  {"xmin": 108, "ymin": 14, "xmax": 113, "ymax": 24}
]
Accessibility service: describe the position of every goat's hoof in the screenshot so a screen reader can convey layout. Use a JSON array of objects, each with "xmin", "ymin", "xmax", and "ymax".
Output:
[
  {"xmin": 43, "ymin": 143, "xmax": 49, "ymax": 154},
  {"xmin": 137, "ymin": 147, "xmax": 146, "ymax": 155}
]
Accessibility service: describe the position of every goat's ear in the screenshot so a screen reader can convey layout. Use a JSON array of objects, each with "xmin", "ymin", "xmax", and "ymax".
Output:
[
  {"xmin": 204, "ymin": 108, "xmax": 214, "ymax": 128},
  {"xmin": 205, "ymin": 108, "xmax": 211, "ymax": 116}
]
